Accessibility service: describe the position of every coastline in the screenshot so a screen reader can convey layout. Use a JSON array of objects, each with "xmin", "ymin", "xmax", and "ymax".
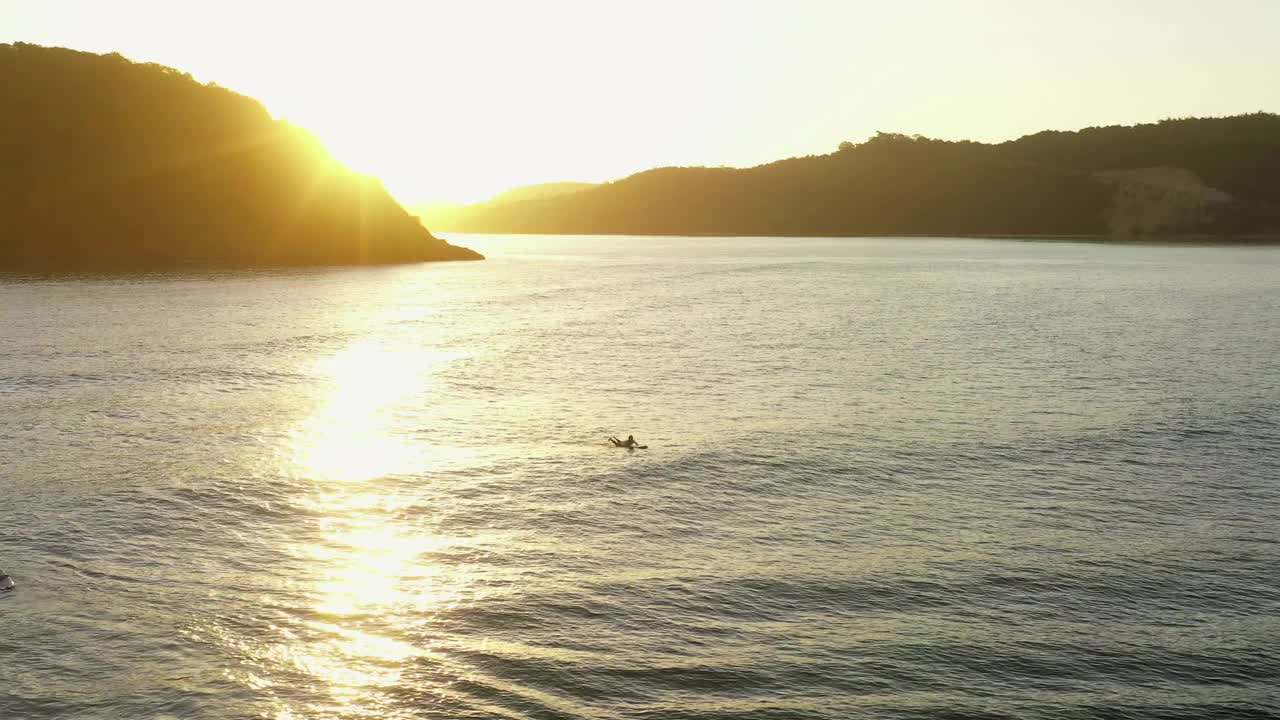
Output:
[{"xmin": 439, "ymin": 231, "xmax": 1280, "ymax": 245}]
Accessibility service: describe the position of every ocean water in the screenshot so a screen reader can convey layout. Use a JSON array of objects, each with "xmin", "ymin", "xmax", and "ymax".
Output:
[{"xmin": 1, "ymin": 236, "xmax": 1279, "ymax": 720}]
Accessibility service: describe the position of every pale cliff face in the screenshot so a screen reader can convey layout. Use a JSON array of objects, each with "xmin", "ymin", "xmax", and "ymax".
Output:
[{"xmin": 1096, "ymin": 167, "xmax": 1232, "ymax": 236}]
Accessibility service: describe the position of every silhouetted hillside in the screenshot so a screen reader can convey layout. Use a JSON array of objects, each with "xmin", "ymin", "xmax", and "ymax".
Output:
[
  {"xmin": 414, "ymin": 182, "xmax": 596, "ymax": 231},
  {"xmin": 0, "ymin": 44, "xmax": 481, "ymax": 269},
  {"xmin": 488, "ymin": 182, "xmax": 597, "ymax": 205},
  {"xmin": 446, "ymin": 114, "xmax": 1280, "ymax": 239}
]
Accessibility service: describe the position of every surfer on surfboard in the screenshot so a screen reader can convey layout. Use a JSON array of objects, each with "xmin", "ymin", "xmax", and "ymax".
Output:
[{"xmin": 608, "ymin": 435, "xmax": 645, "ymax": 449}]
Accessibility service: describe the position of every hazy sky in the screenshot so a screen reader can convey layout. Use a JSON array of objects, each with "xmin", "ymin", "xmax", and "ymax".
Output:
[{"xmin": 4, "ymin": 0, "xmax": 1278, "ymax": 203}]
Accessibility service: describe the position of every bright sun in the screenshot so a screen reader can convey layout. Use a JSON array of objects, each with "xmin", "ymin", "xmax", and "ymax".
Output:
[{"xmin": 6, "ymin": 2, "xmax": 797, "ymax": 205}]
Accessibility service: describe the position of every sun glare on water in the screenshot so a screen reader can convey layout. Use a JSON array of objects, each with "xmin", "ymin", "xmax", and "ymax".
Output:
[
  {"xmin": 232, "ymin": 328, "xmax": 480, "ymax": 716},
  {"xmin": 290, "ymin": 340, "xmax": 430, "ymax": 484}
]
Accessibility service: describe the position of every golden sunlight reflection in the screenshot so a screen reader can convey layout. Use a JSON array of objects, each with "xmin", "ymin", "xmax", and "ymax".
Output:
[
  {"xmin": 272, "ymin": 507, "xmax": 471, "ymax": 718},
  {"xmin": 291, "ymin": 339, "xmax": 436, "ymax": 483},
  {"xmin": 244, "ymin": 507, "xmax": 474, "ymax": 719},
  {"xmin": 245, "ymin": 335, "xmax": 479, "ymax": 717},
  {"xmin": 305, "ymin": 519, "xmax": 465, "ymax": 617}
]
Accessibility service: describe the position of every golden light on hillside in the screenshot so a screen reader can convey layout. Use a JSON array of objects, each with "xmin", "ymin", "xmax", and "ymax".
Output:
[{"xmin": 10, "ymin": 2, "xmax": 1277, "ymax": 201}]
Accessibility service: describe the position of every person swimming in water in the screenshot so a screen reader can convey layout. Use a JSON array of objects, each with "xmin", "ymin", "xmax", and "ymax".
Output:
[
  {"xmin": 608, "ymin": 434, "xmax": 640, "ymax": 448},
  {"xmin": 0, "ymin": 569, "xmax": 13, "ymax": 592}
]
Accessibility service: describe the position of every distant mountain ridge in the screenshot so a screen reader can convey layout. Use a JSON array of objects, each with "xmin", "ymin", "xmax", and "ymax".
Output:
[
  {"xmin": 439, "ymin": 114, "xmax": 1280, "ymax": 239},
  {"xmin": 488, "ymin": 182, "xmax": 598, "ymax": 205},
  {"xmin": 0, "ymin": 43, "xmax": 481, "ymax": 269},
  {"xmin": 414, "ymin": 182, "xmax": 596, "ymax": 231}
]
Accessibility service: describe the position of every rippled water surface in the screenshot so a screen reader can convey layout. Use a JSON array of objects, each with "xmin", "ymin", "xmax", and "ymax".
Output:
[{"xmin": 2, "ymin": 236, "xmax": 1279, "ymax": 719}]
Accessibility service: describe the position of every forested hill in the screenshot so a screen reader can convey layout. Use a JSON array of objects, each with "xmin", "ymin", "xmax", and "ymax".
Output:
[
  {"xmin": 0, "ymin": 44, "xmax": 480, "ymax": 269},
  {"xmin": 444, "ymin": 114, "xmax": 1280, "ymax": 239}
]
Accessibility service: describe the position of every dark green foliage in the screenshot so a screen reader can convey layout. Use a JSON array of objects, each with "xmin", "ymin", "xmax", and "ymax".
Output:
[
  {"xmin": 0, "ymin": 43, "xmax": 481, "ymax": 269},
  {"xmin": 450, "ymin": 116, "xmax": 1280, "ymax": 238}
]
